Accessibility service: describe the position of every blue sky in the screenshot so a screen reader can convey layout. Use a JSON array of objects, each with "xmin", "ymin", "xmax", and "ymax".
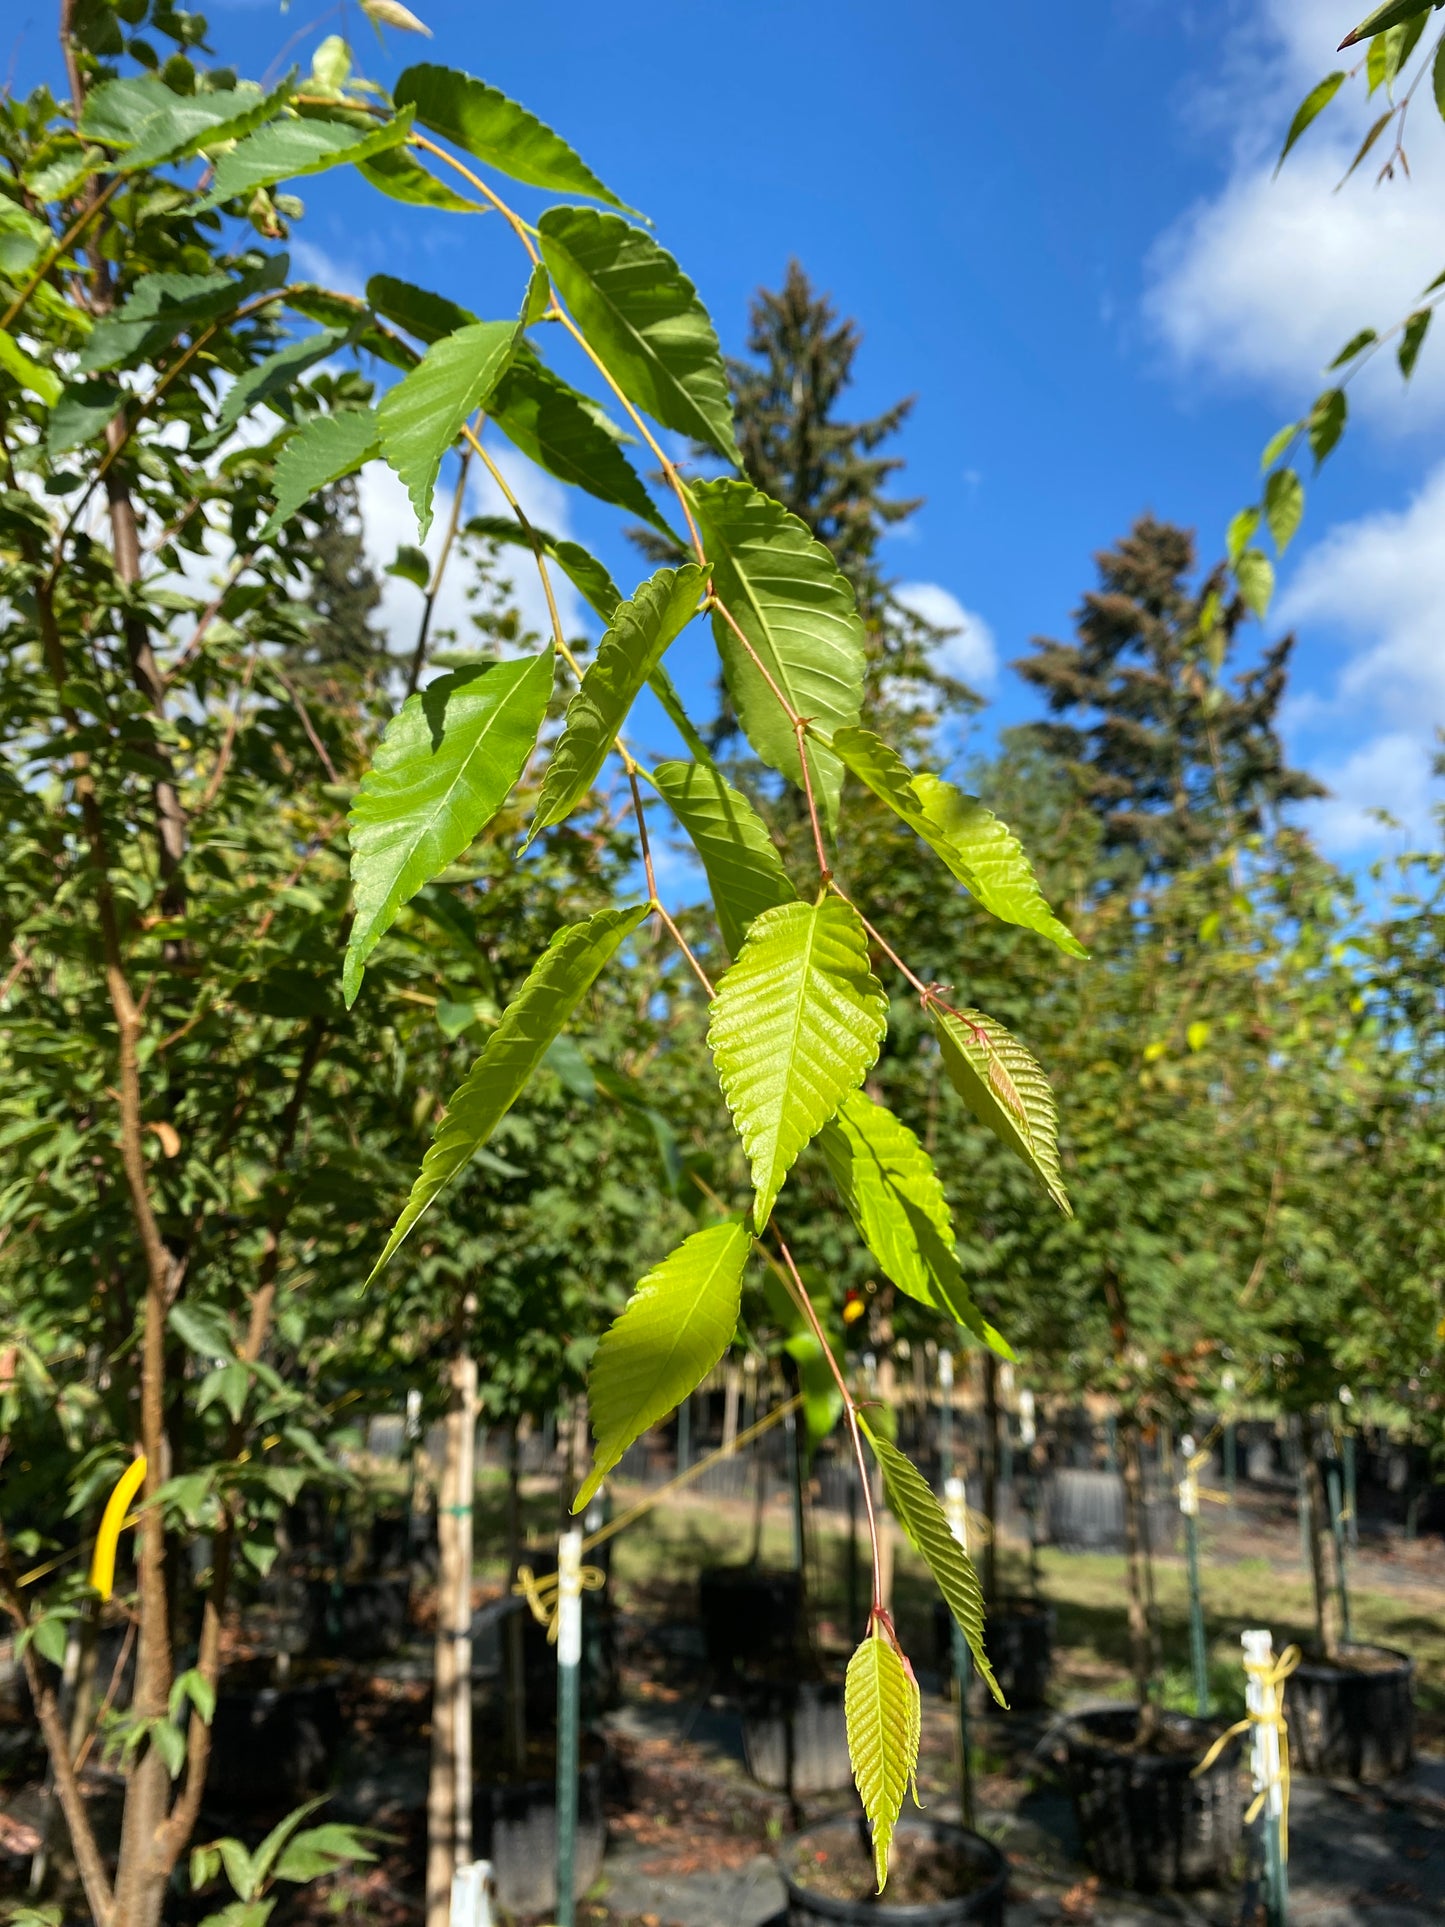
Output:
[{"xmin": 12, "ymin": 0, "xmax": 1444, "ymax": 861}]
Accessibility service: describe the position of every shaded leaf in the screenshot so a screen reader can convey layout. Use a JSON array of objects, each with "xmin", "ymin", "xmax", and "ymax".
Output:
[
  {"xmin": 490, "ymin": 344, "xmax": 665, "ymax": 528},
  {"xmin": 464, "ymin": 513, "xmax": 621, "ymax": 621},
  {"xmin": 377, "ymin": 316, "xmax": 520, "ymax": 538},
  {"xmin": 819, "ymin": 1091, "xmax": 1012, "ymax": 1356},
  {"xmin": 1341, "ymin": 108, "xmax": 1394, "ymax": 181},
  {"xmin": 198, "ymin": 108, "xmax": 415, "ymax": 209},
  {"xmin": 652, "ymin": 760, "xmax": 796, "ymax": 958},
  {"xmin": 1234, "ymin": 547, "xmax": 1275, "ymax": 620},
  {"xmin": 575, "ymin": 1218, "xmax": 751, "ymax": 1512},
  {"xmin": 367, "ymin": 905, "xmax": 650, "ymax": 1280},
  {"xmin": 929, "ymin": 1003, "xmax": 1070, "ymax": 1216},
  {"xmin": 691, "ymin": 477, "xmax": 864, "ymax": 834},
  {"xmin": 81, "ymin": 74, "xmax": 292, "ymax": 170},
  {"xmin": 1307, "ymin": 386, "xmax": 1347, "ymax": 464},
  {"xmin": 844, "ymin": 1631, "xmax": 918, "ymax": 1891},
  {"xmin": 259, "ymin": 407, "xmax": 379, "ymax": 541},
  {"xmin": 708, "ymin": 897, "xmax": 887, "ymax": 1229},
  {"xmin": 528, "ymin": 565, "xmax": 704, "ymax": 844},
  {"xmin": 344, "ymin": 650, "xmax": 555, "ymax": 1004},
  {"xmin": 357, "ymin": 144, "xmax": 481, "ymax": 211},
  {"xmin": 862, "ymin": 1424, "xmax": 1004, "ymax": 1706},
  {"xmin": 1340, "ymin": 1, "xmax": 1441, "ymax": 50},
  {"xmin": 395, "ymin": 64, "xmax": 634, "ymax": 211},
  {"xmin": 367, "ymin": 273, "xmax": 476, "ymax": 344},
  {"xmin": 539, "ymin": 206, "xmax": 741, "ymax": 465},
  {"xmin": 1329, "ymin": 329, "xmax": 1378, "ymax": 370},
  {"xmin": 204, "ymin": 326, "xmax": 351, "ymax": 446},
  {"xmin": 46, "ymin": 379, "xmax": 122, "ymax": 456},
  {"xmin": 1399, "ymin": 306, "xmax": 1432, "ymax": 377}
]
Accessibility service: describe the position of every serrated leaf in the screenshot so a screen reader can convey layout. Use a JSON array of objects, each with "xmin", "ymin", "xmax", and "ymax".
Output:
[
  {"xmin": 0, "ymin": 332, "xmax": 61, "ymax": 407},
  {"xmin": 377, "ymin": 315, "xmax": 521, "ymax": 538},
  {"xmin": 46, "ymin": 379, "xmax": 122, "ymax": 456},
  {"xmin": 819, "ymin": 1091, "xmax": 1012, "ymax": 1357},
  {"xmin": 862, "ymin": 1424, "xmax": 1004, "ymax": 1707},
  {"xmin": 1277, "ymin": 72, "xmax": 1346, "ymax": 167},
  {"xmin": 1399, "ymin": 306, "xmax": 1432, "ymax": 377},
  {"xmin": 357, "ymin": 144, "xmax": 481, "ymax": 212},
  {"xmin": 691, "ymin": 478, "xmax": 864, "ymax": 834},
  {"xmin": 1225, "ymin": 504, "xmax": 1259, "ymax": 562},
  {"xmin": 491, "ymin": 345, "xmax": 665, "ymax": 529},
  {"xmin": 463, "ymin": 514, "xmax": 622, "ymax": 622},
  {"xmin": 368, "ymin": 905, "xmax": 649, "ymax": 1280},
  {"xmin": 259, "ymin": 408, "xmax": 379, "ymax": 541},
  {"xmin": 539, "ymin": 207, "xmax": 740, "ymax": 466},
  {"xmin": 1307, "ymin": 387, "xmax": 1347, "ymax": 465},
  {"xmin": 527, "ymin": 565, "xmax": 703, "ymax": 845},
  {"xmin": 1235, "ymin": 547, "xmax": 1275, "ymax": 620},
  {"xmin": 345, "ymin": 650, "xmax": 554, "ymax": 1004},
  {"xmin": 76, "ymin": 265, "xmax": 277, "ymax": 376},
  {"xmin": 929, "ymin": 1003, "xmax": 1069, "ymax": 1216},
  {"xmin": 575, "ymin": 1218, "xmax": 750, "ymax": 1513},
  {"xmin": 368, "ymin": 274, "xmax": 475, "ymax": 344},
  {"xmin": 1263, "ymin": 466, "xmax": 1303, "ymax": 552},
  {"xmin": 395, "ymin": 64, "xmax": 635, "ymax": 213},
  {"xmin": 844, "ymin": 1631, "xmax": 919, "ymax": 1891},
  {"xmin": 708, "ymin": 897, "xmax": 887, "ymax": 1229},
  {"xmin": 829, "ymin": 727, "xmax": 1085, "ymax": 959},
  {"xmin": 198, "ymin": 107, "xmax": 415, "ymax": 210},
  {"xmin": 1340, "ymin": 1, "xmax": 1441, "ymax": 51},
  {"xmin": 652, "ymin": 760, "xmax": 796, "ymax": 958},
  {"xmin": 81, "ymin": 74, "xmax": 292, "ymax": 170},
  {"xmin": 205, "ymin": 326, "xmax": 351, "ymax": 447}
]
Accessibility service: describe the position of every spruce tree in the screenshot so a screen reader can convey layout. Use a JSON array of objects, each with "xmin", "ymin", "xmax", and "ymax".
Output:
[
  {"xmin": 1015, "ymin": 515, "xmax": 1323, "ymax": 875},
  {"xmin": 294, "ymin": 474, "xmax": 385, "ymax": 681}
]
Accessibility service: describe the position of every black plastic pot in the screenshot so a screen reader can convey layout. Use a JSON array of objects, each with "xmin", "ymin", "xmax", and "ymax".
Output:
[
  {"xmin": 474, "ymin": 1736, "xmax": 606, "ymax": 1917},
  {"xmin": 782, "ymin": 1818, "xmax": 1007, "ymax": 1924},
  {"xmin": 742, "ymin": 1676, "xmax": 852, "ymax": 1797},
  {"xmin": 206, "ymin": 1675, "xmax": 343, "ymax": 1807},
  {"xmin": 698, "ymin": 1564, "xmax": 801, "ymax": 1679},
  {"xmin": 1061, "ymin": 1706, "xmax": 1242, "ymax": 1892},
  {"xmin": 933, "ymin": 1598, "xmax": 1054, "ymax": 1712},
  {"xmin": 1286, "ymin": 1643, "xmax": 1414, "ymax": 1782},
  {"xmin": 302, "ymin": 1575, "xmax": 408, "ymax": 1660}
]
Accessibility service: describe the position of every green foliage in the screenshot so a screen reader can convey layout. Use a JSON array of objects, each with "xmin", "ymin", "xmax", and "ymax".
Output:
[
  {"xmin": 651, "ymin": 761, "xmax": 797, "ymax": 958},
  {"xmin": 260, "ymin": 408, "xmax": 380, "ymax": 539},
  {"xmin": 198, "ymin": 106, "xmax": 415, "ymax": 210},
  {"xmin": 345, "ymin": 651, "xmax": 556, "ymax": 1003},
  {"xmin": 708, "ymin": 898, "xmax": 888, "ymax": 1229},
  {"xmin": 377, "ymin": 312, "xmax": 524, "ymax": 535},
  {"xmin": 930, "ymin": 1005, "xmax": 1070, "ymax": 1216},
  {"xmin": 491, "ymin": 345, "xmax": 666, "ymax": 528},
  {"xmin": 844, "ymin": 1629, "xmax": 919, "ymax": 1891},
  {"xmin": 574, "ymin": 1217, "xmax": 752, "ymax": 1511}
]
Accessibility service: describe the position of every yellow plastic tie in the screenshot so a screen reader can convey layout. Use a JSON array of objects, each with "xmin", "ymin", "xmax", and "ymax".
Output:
[
  {"xmin": 512, "ymin": 1561, "xmax": 605, "ymax": 1642},
  {"xmin": 88, "ymin": 1454, "xmax": 147, "ymax": 1601},
  {"xmin": 1191, "ymin": 1643, "xmax": 1301, "ymax": 1860}
]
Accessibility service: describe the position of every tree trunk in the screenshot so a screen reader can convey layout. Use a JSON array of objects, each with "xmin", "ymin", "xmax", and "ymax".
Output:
[
  {"xmin": 1121, "ymin": 1418, "xmax": 1159, "ymax": 1741},
  {"xmin": 1302, "ymin": 1411, "xmax": 1334, "ymax": 1657},
  {"xmin": 426, "ymin": 1337, "xmax": 477, "ymax": 1925}
]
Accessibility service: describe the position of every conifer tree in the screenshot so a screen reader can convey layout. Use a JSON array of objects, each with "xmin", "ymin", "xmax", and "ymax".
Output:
[{"xmin": 1015, "ymin": 515, "xmax": 1323, "ymax": 875}]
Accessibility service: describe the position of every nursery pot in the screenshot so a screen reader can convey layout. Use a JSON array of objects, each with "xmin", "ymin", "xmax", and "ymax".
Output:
[
  {"xmin": 742, "ymin": 1674, "xmax": 852, "ymax": 1797},
  {"xmin": 1061, "ymin": 1706, "xmax": 1242, "ymax": 1892},
  {"xmin": 473, "ymin": 1731, "xmax": 607, "ymax": 1918},
  {"xmin": 1286, "ymin": 1643, "xmax": 1414, "ymax": 1782},
  {"xmin": 206, "ymin": 1670, "xmax": 343, "ymax": 1808},
  {"xmin": 698, "ymin": 1564, "xmax": 802, "ymax": 1679},
  {"xmin": 782, "ymin": 1817, "xmax": 1007, "ymax": 1925},
  {"xmin": 933, "ymin": 1597, "xmax": 1054, "ymax": 1712},
  {"xmin": 302, "ymin": 1574, "xmax": 409, "ymax": 1661}
]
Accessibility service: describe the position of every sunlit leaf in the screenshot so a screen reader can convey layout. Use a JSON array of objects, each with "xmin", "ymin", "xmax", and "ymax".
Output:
[
  {"xmin": 198, "ymin": 107, "xmax": 415, "ymax": 210},
  {"xmin": 929, "ymin": 1003, "xmax": 1070, "ymax": 1216},
  {"xmin": 844, "ymin": 1630, "xmax": 919, "ymax": 1891},
  {"xmin": 258, "ymin": 407, "xmax": 380, "ymax": 540},
  {"xmin": 1277, "ymin": 72, "xmax": 1346, "ymax": 166},
  {"xmin": 1263, "ymin": 466, "xmax": 1303, "ymax": 552},
  {"xmin": 652, "ymin": 760, "xmax": 797, "ymax": 958}
]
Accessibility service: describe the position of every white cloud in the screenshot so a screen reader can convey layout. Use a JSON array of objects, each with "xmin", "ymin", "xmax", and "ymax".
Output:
[
  {"xmin": 894, "ymin": 581, "xmax": 998, "ymax": 689},
  {"xmin": 1306, "ymin": 732, "xmax": 1435, "ymax": 852},
  {"xmin": 1144, "ymin": 0, "xmax": 1445, "ymax": 426},
  {"xmin": 288, "ymin": 237, "xmax": 367, "ymax": 301}
]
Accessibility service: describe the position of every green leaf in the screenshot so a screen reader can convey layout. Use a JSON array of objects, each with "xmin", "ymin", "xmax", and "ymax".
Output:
[
  {"xmin": 538, "ymin": 207, "xmax": 741, "ymax": 466},
  {"xmin": 844, "ymin": 1630, "xmax": 919, "ymax": 1892},
  {"xmin": 201, "ymin": 1902, "xmax": 275, "ymax": 1927},
  {"xmin": 259, "ymin": 408, "xmax": 379, "ymax": 541},
  {"xmin": 46, "ymin": 379, "xmax": 122, "ymax": 457},
  {"xmin": 169, "ymin": 1667, "xmax": 217, "ymax": 1727},
  {"xmin": 356, "ymin": 143, "xmax": 484, "ymax": 212},
  {"xmin": 1226, "ymin": 504, "xmax": 1260, "ymax": 562},
  {"xmin": 574, "ymin": 1218, "xmax": 751, "ymax": 1513},
  {"xmin": 367, "ymin": 273, "xmax": 475, "ymax": 344},
  {"xmin": 198, "ymin": 107, "xmax": 415, "ymax": 210},
  {"xmin": 1340, "ymin": 1, "xmax": 1441, "ymax": 51},
  {"xmin": 344, "ymin": 650, "xmax": 555, "ymax": 1004},
  {"xmin": 272, "ymin": 1823, "xmax": 376, "ymax": 1883},
  {"xmin": 1328, "ymin": 329, "xmax": 1377, "ymax": 369},
  {"xmin": 829, "ymin": 727, "xmax": 1085, "ymax": 959},
  {"xmin": 0, "ymin": 332, "xmax": 61, "ymax": 406},
  {"xmin": 527, "ymin": 565, "xmax": 704, "ymax": 846},
  {"xmin": 152, "ymin": 1717, "xmax": 186, "ymax": 1779},
  {"xmin": 168, "ymin": 1302, "xmax": 234, "ymax": 1360},
  {"xmin": 1277, "ymin": 72, "xmax": 1346, "ymax": 166},
  {"xmin": 818, "ymin": 1091, "xmax": 1011, "ymax": 1357},
  {"xmin": 1307, "ymin": 387, "xmax": 1348, "ymax": 465},
  {"xmin": 205, "ymin": 326, "xmax": 351, "ymax": 446},
  {"xmin": 463, "ymin": 514, "xmax": 622, "ymax": 623},
  {"xmin": 81, "ymin": 74, "xmax": 292, "ymax": 170},
  {"xmin": 490, "ymin": 345, "xmax": 665, "ymax": 529},
  {"xmin": 75, "ymin": 266, "xmax": 275, "ymax": 376},
  {"xmin": 1399, "ymin": 306, "xmax": 1432, "ymax": 377},
  {"xmin": 387, "ymin": 543, "xmax": 431, "ymax": 588},
  {"xmin": 929, "ymin": 1003, "xmax": 1070, "ymax": 1216},
  {"xmin": 1342, "ymin": 108, "xmax": 1394, "ymax": 182},
  {"xmin": 1263, "ymin": 467, "xmax": 1304, "ymax": 552},
  {"xmin": 1259, "ymin": 422, "xmax": 1298, "ymax": 469},
  {"xmin": 394, "ymin": 64, "xmax": 635, "ymax": 212},
  {"xmin": 1434, "ymin": 30, "xmax": 1445, "ymax": 117},
  {"xmin": 377, "ymin": 316, "xmax": 520, "ymax": 538},
  {"xmin": 1235, "ymin": 547, "xmax": 1275, "ymax": 621},
  {"xmin": 652, "ymin": 760, "xmax": 797, "ymax": 959},
  {"xmin": 198, "ymin": 1360, "xmax": 249, "ymax": 1423},
  {"xmin": 250, "ymin": 1799, "xmax": 329, "ymax": 1891},
  {"xmin": 708, "ymin": 897, "xmax": 887, "ymax": 1229},
  {"xmin": 367, "ymin": 904, "xmax": 650, "ymax": 1281},
  {"xmin": 861, "ymin": 1423, "xmax": 1004, "ymax": 1706},
  {"xmin": 33, "ymin": 1613, "xmax": 69, "ymax": 1666},
  {"xmin": 690, "ymin": 477, "xmax": 864, "ymax": 835}
]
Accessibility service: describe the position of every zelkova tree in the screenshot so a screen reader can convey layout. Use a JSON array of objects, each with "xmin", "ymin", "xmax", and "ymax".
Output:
[{"xmin": 1, "ymin": 8, "xmax": 1085, "ymax": 1908}]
